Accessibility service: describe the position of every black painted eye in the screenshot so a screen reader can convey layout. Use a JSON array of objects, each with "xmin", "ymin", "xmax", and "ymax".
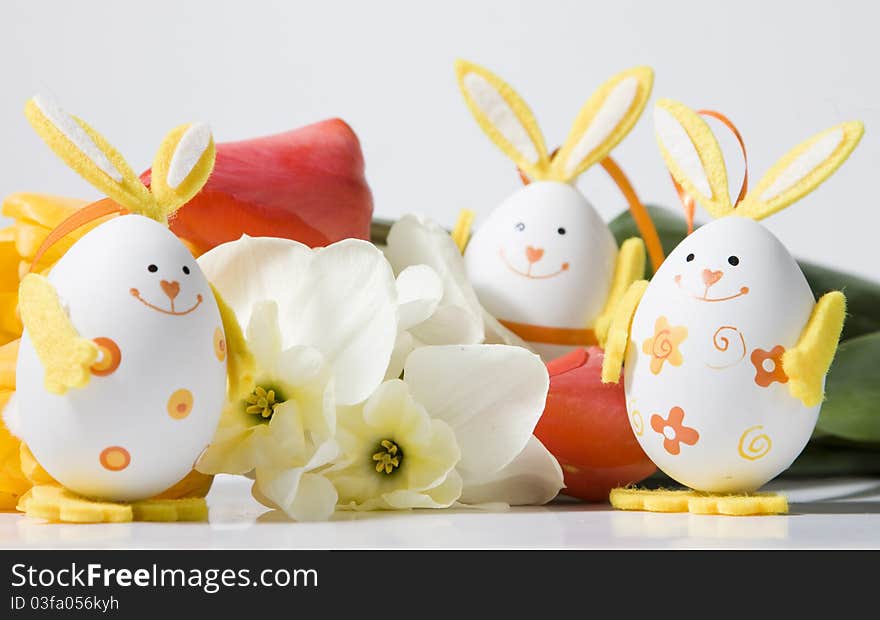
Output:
[
  {"xmin": 686, "ymin": 253, "xmax": 695, "ymax": 262},
  {"xmin": 557, "ymin": 227, "xmax": 566, "ymax": 235},
  {"xmin": 728, "ymin": 256, "xmax": 740, "ymax": 266},
  {"xmin": 182, "ymin": 265, "xmax": 191, "ymax": 275},
  {"xmin": 514, "ymin": 222, "xmax": 525, "ymax": 232},
  {"xmin": 147, "ymin": 264, "xmax": 158, "ymax": 273}
]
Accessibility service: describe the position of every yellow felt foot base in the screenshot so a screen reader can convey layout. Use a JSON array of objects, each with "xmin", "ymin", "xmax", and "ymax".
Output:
[
  {"xmin": 609, "ymin": 487, "xmax": 788, "ymax": 516},
  {"xmin": 17, "ymin": 485, "xmax": 208, "ymax": 523}
]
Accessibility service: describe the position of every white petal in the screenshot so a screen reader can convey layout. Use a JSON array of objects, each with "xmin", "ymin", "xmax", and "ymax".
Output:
[
  {"xmin": 306, "ymin": 438, "xmax": 341, "ymax": 471},
  {"xmin": 410, "ymin": 305, "xmax": 484, "ymax": 346},
  {"xmin": 253, "ymin": 468, "xmax": 338, "ymax": 521},
  {"xmin": 282, "ymin": 239, "xmax": 399, "ymax": 405},
  {"xmin": 459, "ymin": 436, "xmax": 564, "ymax": 505},
  {"xmin": 396, "ymin": 265, "xmax": 442, "ymax": 330},
  {"xmin": 246, "ymin": 300, "xmax": 282, "ymax": 365},
  {"xmin": 385, "ymin": 215, "xmax": 484, "ymax": 344},
  {"xmin": 198, "ymin": 236, "xmax": 312, "ymax": 330},
  {"xmin": 481, "ymin": 308, "xmax": 532, "ymax": 348},
  {"xmin": 385, "ymin": 330, "xmax": 415, "ymax": 381},
  {"xmin": 382, "ymin": 469, "xmax": 463, "ymax": 509},
  {"xmin": 404, "ymin": 345, "xmax": 549, "ymax": 477},
  {"xmin": 275, "ymin": 346, "xmax": 336, "ymax": 439}
]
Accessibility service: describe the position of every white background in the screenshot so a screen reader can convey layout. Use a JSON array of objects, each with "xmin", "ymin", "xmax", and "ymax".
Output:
[{"xmin": 0, "ymin": 0, "xmax": 875, "ymax": 279}]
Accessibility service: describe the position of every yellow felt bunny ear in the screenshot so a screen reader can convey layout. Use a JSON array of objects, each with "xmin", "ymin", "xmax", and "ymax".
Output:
[
  {"xmin": 149, "ymin": 123, "xmax": 216, "ymax": 222},
  {"xmin": 653, "ymin": 99, "xmax": 734, "ymax": 219},
  {"xmin": 550, "ymin": 67, "xmax": 653, "ymax": 182},
  {"xmin": 25, "ymin": 96, "xmax": 155, "ymax": 215},
  {"xmin": 737, "ymin": 121, "xmax": 863, "ymax": 221},
  {"xmin": 455, "ymin": 59, "xmax": 552, "ymax": 181}
]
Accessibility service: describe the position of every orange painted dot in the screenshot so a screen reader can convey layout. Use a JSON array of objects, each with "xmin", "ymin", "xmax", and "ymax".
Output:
[
  {"xmin": 90, "ymin": 337, "xmax": 122, "ymax": 376},
  {"xmin": 100, "ymin": 446, "xmax": 131, "ymax": 472},
  {"xmin": 167, "ymin": 389, "xmax": 194, "ymax": 420},
  {"xmin": 213, "ymin": 327, "xmax": 226, "ymax": 362}
]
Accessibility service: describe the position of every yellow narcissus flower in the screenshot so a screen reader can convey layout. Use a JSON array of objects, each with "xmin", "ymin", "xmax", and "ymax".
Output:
[
  {"xmin": 196, "ymin": 300, "xmax": 340, "ymax": 521},
  {"xmin": 331, "ymin": 379, "xmax": 462, "ymax": 510},
  {"xmin": 0, "ymin": 340, "xmax": 28, "ymax": 510},
  {"xmin": 0, "ymin": 193, "xmax": 93, "ymax": 345}
]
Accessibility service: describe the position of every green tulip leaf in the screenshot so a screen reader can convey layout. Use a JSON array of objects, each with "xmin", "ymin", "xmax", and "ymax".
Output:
[{"xmin": 817, "ymin": 331, "xmax": 880, "ymax": 442}]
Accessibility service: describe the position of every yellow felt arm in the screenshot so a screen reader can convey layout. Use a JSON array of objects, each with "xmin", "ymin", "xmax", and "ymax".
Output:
[
  {"xmin": 211, "ymin": 284, "xmax": 255, "ymax": 402},
  {"xmin": 595, "ymin": 237, "xmax": 646, "ymax": 346},
  {"xmin": 601, "ymin": 280, "xmax": 648, "ymax": 384},
  {"xmin": 452, "ymin": 209, "xmax": 474, "ymax": 254},
  {"xmin": 781, "ymin": 291, "xmax": 846, "ymax": 408},
  {"xmin": 18, "ymin": 274, "xmax": 98, "ymax": 395}
]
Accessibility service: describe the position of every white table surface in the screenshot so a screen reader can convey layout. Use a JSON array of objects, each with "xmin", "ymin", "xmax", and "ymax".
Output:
[{"xmin": 1, "ymin": 475, "xmax": 878, "ymax": 550}]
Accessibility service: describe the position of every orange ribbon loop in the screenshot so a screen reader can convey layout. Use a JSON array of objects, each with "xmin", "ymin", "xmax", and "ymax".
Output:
[{"xmin": 30, "ymin": 200, "xmax": 128, "ymax": 273}]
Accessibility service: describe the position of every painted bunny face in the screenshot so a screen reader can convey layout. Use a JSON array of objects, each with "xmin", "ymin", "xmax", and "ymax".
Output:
[
  {"xmin": 454, "ymin": 60, "xmax": 655, "ymax": 356},
  {"xmin": 465, "ymin": 181, "xmax": 617, "ymax": 327},
  {"xmin": 665, "ymin": 216, "xmax": 779, "ymax": 307}
]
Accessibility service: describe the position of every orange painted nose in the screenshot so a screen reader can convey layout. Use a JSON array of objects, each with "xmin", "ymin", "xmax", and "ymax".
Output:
[
  {"xmin": 525, "ymin": 246, "xmax": 544, "ymax": 264},
  {"xmin": 702, "ymin": 269, "xmax": 723, "ymax": 287},
  {"xmin": 161, "ymin": 280, "xmax": 180, "ymax": 300}
]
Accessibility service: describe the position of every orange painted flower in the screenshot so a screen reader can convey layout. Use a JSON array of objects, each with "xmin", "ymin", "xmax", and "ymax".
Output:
[
  {"xmin": 751, "ymin": 345, "xmax": 788, "ymax": 387},
  {"xmin": 642, "ymin": 316, "xmax": 688, "ymax": 375},
  {"xmin": 650, "ymin": 406, "xmax": 699, "ymax": 455}
]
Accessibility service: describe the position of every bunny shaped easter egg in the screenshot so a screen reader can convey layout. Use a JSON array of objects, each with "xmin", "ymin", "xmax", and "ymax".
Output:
[
  {"xmin": 603, "ymin": 99, "xmax": 863, "ymax": 496},
  {"xmin": 454, "ymin": 61, "xmax": 664, "ymax": 360},
  {"xmin": 8, "ymin": 97, "xmax": 246, "ymax": 503}
]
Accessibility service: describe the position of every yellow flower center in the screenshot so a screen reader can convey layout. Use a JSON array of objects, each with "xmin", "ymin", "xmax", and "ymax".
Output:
[
  {"xmin": 372, "ymin": 439, "xmax": 403, "ymax": 475},
  {"xmin": 245, "ymin": 385, "xmax": 284, "ymax": 419}
]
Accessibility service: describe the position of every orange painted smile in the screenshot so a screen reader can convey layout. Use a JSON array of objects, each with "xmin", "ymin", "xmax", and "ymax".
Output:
[
  {"xmin": 675, "ymin": 275, "xmax": 749, "ymax": 303},
  {"xmin": 130, "ymin": 288, "xmax": 203, "ymax": 316},
  {"xmin": 499, "ymin": 248, "xmax": 570, "ymax": 280}
]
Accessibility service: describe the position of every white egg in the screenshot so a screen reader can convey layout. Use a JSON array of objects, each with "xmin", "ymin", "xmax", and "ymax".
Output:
[
  {"xmin": 464, "ymin": 182, "xmax": 618, "ymax": 359},
  {"xmin": 625, "ymin": 216, "xmax": 817, "ymax": 493},
  {"xmin": 16, "ymin": 214, "xmax": 227, "ymax": 501}
]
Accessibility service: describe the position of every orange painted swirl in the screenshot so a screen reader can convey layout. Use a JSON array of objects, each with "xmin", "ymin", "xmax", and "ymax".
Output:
[
  {"xmin": 706, "ymin": 326, "xmax": 746, "ymax": 370},
  {"xmin": 652, "ymin": 329, "xmax": 674, "ymax": 359}
]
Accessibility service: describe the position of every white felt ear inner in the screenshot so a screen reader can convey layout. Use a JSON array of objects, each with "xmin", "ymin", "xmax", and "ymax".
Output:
[
  {"xmin": 654, "ymin": 106, "xmax": 713, "ymax": 197},
  {"xmin": 759, "ymin": 127, "xmax": 844, "ymax": 202},
  {"xmin": 167, "ymin": 123, "xmax": 212, "ymax": 189},
  {"xmin": 32, "ymin": 96, "xmax": 124, "ymax": 182},
  {"xmin": 564, "ymin": 76, "xmax": 638, "ymax": 177},
  {"xmin": 463, "ymin": 72, "xmax": 540, "ymax": 165}
]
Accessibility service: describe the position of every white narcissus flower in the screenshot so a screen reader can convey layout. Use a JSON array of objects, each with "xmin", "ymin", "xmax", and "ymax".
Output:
[
  {"xmin": 330, "ymin": 380, "xmax": 462, "ymax": 510},
  {"xmin": 331, "ymin": 344, "xmax": 564, "ymax": 510},
  {"xmin": 383, "ymin": 215, "xmax": 530, "ymax": 379},
  {"xmin": 196, "ymin": 237, "xmax": 403, "ymax": 520},
  {"xmin": 196, "ymin": 300, "xmax": 339, "ymax": 521},
  {"xmin": 199, "ymin": 236, "xmax": 400, "ymax": 406}
]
